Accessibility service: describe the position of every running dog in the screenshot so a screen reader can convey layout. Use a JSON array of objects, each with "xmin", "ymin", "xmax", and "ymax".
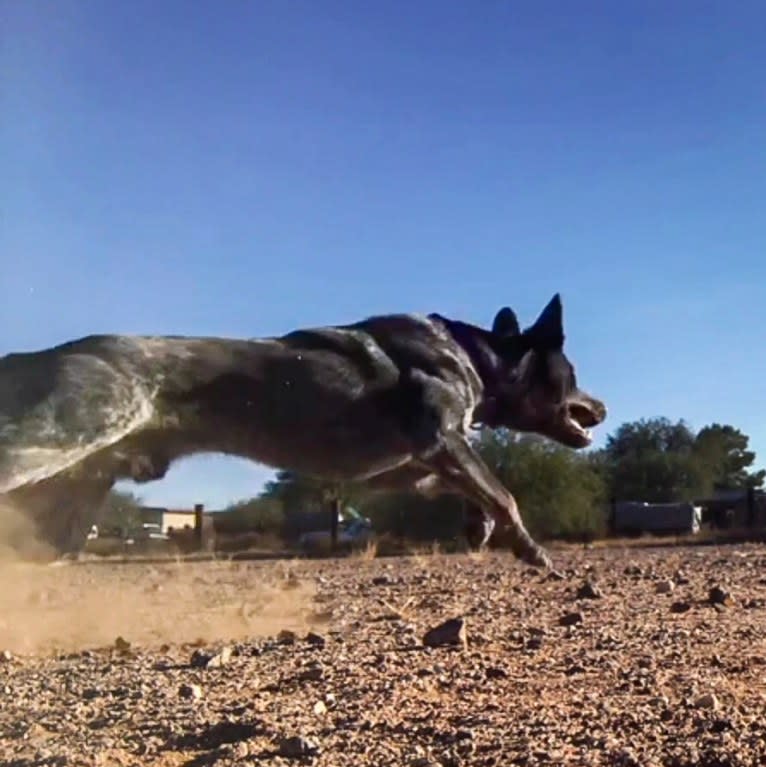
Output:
[{"xmin": 0, "ymin": 294, "xmax": 606, "ymax": 563}]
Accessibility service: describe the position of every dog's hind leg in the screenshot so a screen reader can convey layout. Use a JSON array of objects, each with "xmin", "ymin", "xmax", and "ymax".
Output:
[
  {"xmin": 364, "ymin": 466, "xmax": 494, "ymax": 550},
  {"xmin": 5, "ymin": 474, "xmax": 114, "ymax": 560},
  {"xmin": 363, "ymin": 465, "xmax": 444, "ymax": 497},
  {"xmin": 420, "ymin": 433, "xmax": 551, "ymax": 568}
]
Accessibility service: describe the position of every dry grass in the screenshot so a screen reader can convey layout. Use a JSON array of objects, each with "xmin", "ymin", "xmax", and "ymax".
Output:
[
  {"xmin": 407, "ymin": 540, "xmax": 445, "ymax": 569},
  {"xmin": 378, "ymin": 593, "xmax": 417, "ymax": 622},
  {"xmin": 563, "ymin": 527, "xmax": 766, "ymax": 552},
  {"xmin": 351, "ymin": 539, "xmax": 379, "ymax": 561},
  {"xmin": 466, "ymin": 546, "xmax": 488, "ymax": 563}
]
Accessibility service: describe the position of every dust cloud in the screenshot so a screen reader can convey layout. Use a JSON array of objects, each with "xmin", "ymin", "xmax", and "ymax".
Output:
[
  {"xmin": 0, "ymin": 497, "xmax": 56, "ymax": 564},
  {"xmin": 0, "ymin": 495, "xmax": 317, "ymax": 655},
  {"xmin": 0, "ymin": 547, "xmax": 316, "ymax": 655}
]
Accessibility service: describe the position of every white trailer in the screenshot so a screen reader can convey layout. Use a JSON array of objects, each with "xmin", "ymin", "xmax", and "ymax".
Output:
[{"xmin": 613, "ymin": 501, "xmax": 702, "ymax": 536}]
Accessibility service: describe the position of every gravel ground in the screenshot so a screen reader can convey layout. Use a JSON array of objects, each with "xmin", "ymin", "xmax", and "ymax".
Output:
[{"xmin": 2, "ymin": 544, "xmax": 766, "ymax": 767}]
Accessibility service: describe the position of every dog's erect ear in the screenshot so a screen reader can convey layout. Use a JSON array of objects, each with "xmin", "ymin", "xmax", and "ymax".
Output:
[
  {"xmin": 491, "ymin": 307, "xmax": 520, "ymax": 338},
  {"xmin": 524, "ymin": 293, "xmax": 564, "ymax": 350}
]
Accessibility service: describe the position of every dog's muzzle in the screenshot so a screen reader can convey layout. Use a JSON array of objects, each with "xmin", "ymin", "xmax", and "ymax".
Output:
[{"xmin": 560, "ymin": 396, "xmax": 607, "ymax": 447}]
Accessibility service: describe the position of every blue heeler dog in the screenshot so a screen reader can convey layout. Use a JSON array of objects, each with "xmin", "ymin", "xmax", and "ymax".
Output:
[{"xmin": 0, "ymin": 294, "xmax": 606, "ymax": 564}]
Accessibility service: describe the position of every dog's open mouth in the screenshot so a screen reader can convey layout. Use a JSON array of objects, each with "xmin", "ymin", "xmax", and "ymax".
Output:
[{"xmin": 563, "ymin": 400, "xmax": 605, "ymax": 446}]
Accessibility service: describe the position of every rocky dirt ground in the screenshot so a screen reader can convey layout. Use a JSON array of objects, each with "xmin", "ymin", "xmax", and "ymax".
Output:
[{"xmin": 2, "ymin": 543, "xmax": 766, "ymax": 767}]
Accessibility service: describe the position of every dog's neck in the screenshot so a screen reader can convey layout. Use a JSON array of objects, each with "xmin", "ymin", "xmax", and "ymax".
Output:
[{"xmin": 428, "ymin": 314, "xmax": 507, "ymax": 427}]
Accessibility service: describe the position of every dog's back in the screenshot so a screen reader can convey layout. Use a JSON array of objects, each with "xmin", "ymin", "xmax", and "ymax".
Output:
[{"xmin": 0, "ymin": 317, "xmax": 463, "ymax": 492}]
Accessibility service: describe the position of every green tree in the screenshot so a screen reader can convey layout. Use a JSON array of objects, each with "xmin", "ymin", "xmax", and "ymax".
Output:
[
  {"xmin": 260, "ymin": 469, "xmax": 367, "ymax": 512},
  {"xmin": 472, "ymin": 429, "xmax": 608, "ymax": 540},
  {"xmin": 601, "ymin": 418, "xmax": 710, "ymax": 503},
  {"xmin": 360, "ymin": 491, "xmax": 466, "ymax": 543},
  {"xmin": 99, "ymin": 489, "xmax": 142, "ymax": 535},
  {"xmin": 601, "ymin": 418, "xmax": 764, "ymax": 502},
  {"xmin": 604, "ymin": 417, "xmax": 697, "ymax": 459},
  {"xmin": 215, "ymin": 496, "xmax": 284, "ymax": 535},
  {"xmin": 693, "ymin": 423, "xmax": 765, "ymax": 490}
]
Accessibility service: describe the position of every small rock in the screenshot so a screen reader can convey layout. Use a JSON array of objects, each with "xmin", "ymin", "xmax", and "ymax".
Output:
[
  {"xmin": 207, "ymin": 646, "xmax": 233, "ymax": 668},
  {"xmin": 423, "ymin": 618, "xmax": 467, "ymax": 649},
  {"xmin": 298, "ymin": 666, "xmax": 324, "ymax": 682},
  {"xmin": 416, "ymin": 667, "xmax": 434, "ymax": 677},
  {"xmin": 674, "ymin": 569, "xmax": 690, "ymax": 585},
  {"xmin": 284, "ymin": 573, "xmax": 302, "ymax": 590},
  {"xmin": 313, "ymin": 700, "xmax": 327, "ymax": 715},
  {"xmin": 190, "ymin": 646, "xmax": 233, "ymax": 668},
  {"xmin": 277, "ymin": 629, "xmax": 298, "ymax": 645},
  {"xmin": 189, "ymin": 649, "xmax": 208, "ymax": 667},
  {"xmin": 559, "ymin": 611, "xmax": 584, "ymax": 627},
  {"xmin": 278, "ymin": 735, "xmax": 320, "ymax": 758},
  {"xmin": 114, "ymin": 636, "xmax": 131, "ymax": 653},
  {"xmin": 306, "ymin": 632, "xmax": 326, "ymax": 648},
  {"xmin": 576, "ymin": 581, "xmax": 603, "ymax": 600},
  {"xmin": 178, "ymin": 683, "xmax": 203, "ymax": 701},
  {"xmin": 655, "ymin": 580, "xmax": 675, "ymax": 595},
  {"xmin": 709, "ymin": 586, "xmax": 730, "ymax": 606},
  {"xmin": 670, "ymin": 601, "xmax": 691, "ymax": 614},
  {"xmin": 485, "ymin": 666, "xmax": 508, "ymax": 680},
  {"xmin": 694, "ymin": 693, "xmax": 719, "ymax": 710},
  {"xmin": 0, "ymin": 650, "xmax": 12, "ymax": 663},
  {"xmin": 372, "ymin": 575, "xmax": 393, "ymax": 586}
]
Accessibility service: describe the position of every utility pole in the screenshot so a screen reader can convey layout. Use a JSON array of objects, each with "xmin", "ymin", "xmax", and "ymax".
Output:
[
  {"xmin": 746, "ymin": 485, "xmax": 756, "ymax": 528},
  {"xmin": 330, "ymin": 495, "xmax": 340, "ymax": 551}
]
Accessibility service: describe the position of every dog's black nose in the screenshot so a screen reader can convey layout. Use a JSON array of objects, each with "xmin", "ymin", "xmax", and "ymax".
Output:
[{"xmin": 593, "ymin": 400, "xmax": 607, "ymax": 423}]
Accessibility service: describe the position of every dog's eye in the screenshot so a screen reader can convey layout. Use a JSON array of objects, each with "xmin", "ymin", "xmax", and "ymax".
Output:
[{"xmin": 544, "ymin": 354, "xmax": 574, "ymax": 401}]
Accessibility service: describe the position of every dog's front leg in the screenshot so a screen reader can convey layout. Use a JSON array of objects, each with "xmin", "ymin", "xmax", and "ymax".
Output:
[
  {"xmin": 463, "ymin": 504, "xmax": 496, "ymax": 550},
  {"xmin": 423, "ymin": 433, "xmax": 551, "ymax": 568}
]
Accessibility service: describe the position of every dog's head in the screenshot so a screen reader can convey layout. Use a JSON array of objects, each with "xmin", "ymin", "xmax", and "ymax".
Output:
[{"xmin": 479, "ymin": 294, "xmax": 606, "ymax": 448}]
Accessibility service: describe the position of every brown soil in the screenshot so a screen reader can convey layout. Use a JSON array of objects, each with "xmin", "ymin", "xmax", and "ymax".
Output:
[{"xmin": 2, "ymin": 544, "xmax": 766, "ymax": 766}]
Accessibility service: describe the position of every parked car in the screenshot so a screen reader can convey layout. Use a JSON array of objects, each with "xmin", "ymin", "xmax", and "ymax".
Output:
[{"xmin": 298, "ymin": 509, "xmax": 373, "ymax": 551}]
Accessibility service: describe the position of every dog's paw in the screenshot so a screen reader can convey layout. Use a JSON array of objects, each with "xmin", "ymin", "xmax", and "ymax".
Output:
[
  {"xmin": 520, "ymin": 544, "xmax": 553, "ymax": 570},
  {"xmin": 464, "ymin": 514, "xmax": 495, "ymax": 550}
]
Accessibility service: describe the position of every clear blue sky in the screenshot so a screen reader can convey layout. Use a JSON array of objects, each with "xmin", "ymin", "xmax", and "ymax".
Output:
[{"xmin": 2, "ymin": 1, "xmax": 764, "ymax": 509}]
